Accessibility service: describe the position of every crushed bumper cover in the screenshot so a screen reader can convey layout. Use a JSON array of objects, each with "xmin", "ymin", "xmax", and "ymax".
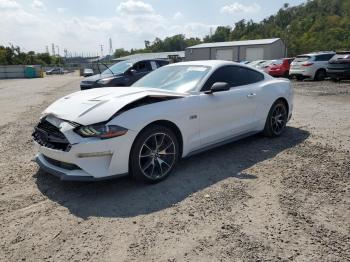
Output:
[{"xmin": 35, "ymin": 154, "xmax": 126, "ymax": 182}]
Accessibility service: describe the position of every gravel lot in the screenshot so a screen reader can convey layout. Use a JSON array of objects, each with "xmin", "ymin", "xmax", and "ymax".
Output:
[{"xmin": 0, "ymin": 73, "xmax": 349, "ymax": 261}]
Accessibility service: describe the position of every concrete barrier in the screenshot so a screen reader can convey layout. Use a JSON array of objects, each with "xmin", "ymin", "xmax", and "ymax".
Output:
[{"xmin": 0, "ymin": 65, "xmax": 42, "ymax": 79}]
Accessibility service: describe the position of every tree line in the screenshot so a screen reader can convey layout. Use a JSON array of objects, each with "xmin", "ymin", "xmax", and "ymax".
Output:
[
  {"xmin": 0, "ymin": 45, "xmax": 61, "ymax": 66},
  {"xmin": 1, "ymin": 0, "xmax": 349, "ymax": 64},
  {"xmin": 115, "ymin": 0, "xmax": 350, "ymax": 58}
]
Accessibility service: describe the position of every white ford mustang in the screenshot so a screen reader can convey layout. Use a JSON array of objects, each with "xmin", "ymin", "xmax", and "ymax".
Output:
[{"xmin": 33, "ymin": 60, "xmax": 293, "ymax": 183}]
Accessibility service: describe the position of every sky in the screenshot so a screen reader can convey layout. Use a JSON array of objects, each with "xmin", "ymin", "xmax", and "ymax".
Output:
[{"xmin": 0, "ymin": 0, "xmax": 306, "ymax": 56}]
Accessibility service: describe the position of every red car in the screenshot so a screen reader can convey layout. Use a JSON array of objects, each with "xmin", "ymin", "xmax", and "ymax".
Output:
[{"xmin": 265, "ymin": 58, "xmax": 294, "ymax": 77}]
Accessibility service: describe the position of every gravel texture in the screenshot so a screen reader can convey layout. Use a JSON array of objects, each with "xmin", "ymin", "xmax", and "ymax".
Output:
[{"xmin": 0, "ymin": 74, "xmax": 349, "ymax": 261}]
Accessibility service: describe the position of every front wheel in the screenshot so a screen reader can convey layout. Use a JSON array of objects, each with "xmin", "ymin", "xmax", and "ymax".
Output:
[
  {"xmin": 314, "ymin": 69, "xmax": 326, "ymax": 81},
  {"xmin": 129, "ymin": 125, "xmax": 179, "ymax": 183},
  {"xmin": 263, "ymin": 100, "xmax": 288, "ymax": 137}
]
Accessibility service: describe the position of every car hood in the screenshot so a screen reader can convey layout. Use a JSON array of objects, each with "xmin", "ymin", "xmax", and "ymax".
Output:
[
  {"xmin": 43, "ymin": 87, "xmax": 187, "ymax": 126},
  {"xmin": 82, "ymin": 73, "xmax": 122, "ymax": 82}
]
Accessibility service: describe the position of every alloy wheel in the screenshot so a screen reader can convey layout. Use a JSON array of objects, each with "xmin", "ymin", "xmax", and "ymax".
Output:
[
  {"xmin": 138, "ymin": 132, "xmax": 176, "ymax": 180},
  {"xmin": 271, "ymin": 104, "xmax": 287, "ymax": 135}
]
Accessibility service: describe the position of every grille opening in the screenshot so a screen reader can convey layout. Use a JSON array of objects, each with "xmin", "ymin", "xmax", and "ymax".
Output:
[{"xmin": 32, "ymin": 119, "xmax": 71, "ymax": 151}]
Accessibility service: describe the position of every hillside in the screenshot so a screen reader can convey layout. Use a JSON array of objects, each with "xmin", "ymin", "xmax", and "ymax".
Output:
[{"xmin": 124, "ymin": 0, "xmax": 350, "ymax": 57}]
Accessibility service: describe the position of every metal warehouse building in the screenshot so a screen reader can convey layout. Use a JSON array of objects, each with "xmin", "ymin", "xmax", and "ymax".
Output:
[
  {"xmin": 185, "ymin": 38, "xmax": 286, "ymax": 62},
  {"xmin": 113, "ymin": 51, "xmax": 185, "ymax": 62}
]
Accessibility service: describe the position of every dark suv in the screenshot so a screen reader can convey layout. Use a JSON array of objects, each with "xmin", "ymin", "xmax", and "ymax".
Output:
[
  {"xmin": 80, "ymin": 59, "xmax": 169, "ymax": 90},
  {"xmin": 327, "ymin": 51, "xmax": 350, "ymax": 81}
]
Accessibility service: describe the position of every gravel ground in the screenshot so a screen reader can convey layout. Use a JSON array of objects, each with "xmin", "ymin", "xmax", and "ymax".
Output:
[{"xmin": 0, "ymin": 74, "xmax": 349, "ymax": 262}]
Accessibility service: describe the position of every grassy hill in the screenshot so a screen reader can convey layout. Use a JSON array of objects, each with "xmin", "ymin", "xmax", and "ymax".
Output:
[
  {"xmin": 223, "ymin": 0, "xmax": 350, "ymax": 56},
  {"xmin": 125, "ymin": 0, "xmax": 350, "ymax": 58}
]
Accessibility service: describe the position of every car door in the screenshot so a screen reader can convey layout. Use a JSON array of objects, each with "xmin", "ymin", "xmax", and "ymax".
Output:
[
  {"xmin": 129, "ymin": 61, "xmax": 152, "ymax": 85},
  {"xmin": 314, "ymin": 54, "xmax": 335, "ymax": 71},
  {"xmin": 198, "ymin": 65, "xmax": 263, "ymax": 146}
]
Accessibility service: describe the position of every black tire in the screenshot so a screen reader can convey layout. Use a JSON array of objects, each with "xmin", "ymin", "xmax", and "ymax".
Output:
[
  {"xmin": 296, "ymin": 75, "xmax": 304, "ymax": 81},
  {"xmin": 283, "ymin": 71, "xmax": 290, "ymax": 79},
  {"xmin": 314, "ymin": 69, "xmax": 326, "ymax": 81},
  {"xmin": 129, "ymin": 125, "xmax": 179, "ymax": 183},
  {"xmin": 263, "ymin": 100, "xmax": 288, "ymax": 137}
]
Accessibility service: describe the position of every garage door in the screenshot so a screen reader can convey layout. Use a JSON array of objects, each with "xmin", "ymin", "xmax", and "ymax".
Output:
[
  {"xmin": 216, "ymin": 49, "xmax": 233, "ymax": 61},
  {"xmin": 246, "ymin": 47, "xmax": 264, "ymax": 61}
]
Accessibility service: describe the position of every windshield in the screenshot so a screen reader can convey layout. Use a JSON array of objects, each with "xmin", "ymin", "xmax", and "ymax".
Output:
[
  {"xmin": 258, "ymin": 60, "xmax": 276, "ymax": 67},
  {"xmin": 332, "ymin": 54, "xmax": 350, "ymax": 60},
  {"xmin": 271, "ymin": 60, "xmax": 283, "ymax": 65},
  {"xmin": 248, "ymin": 60, "xmax": 265, "ymax": 66},
  {"xmin": 102, "ymin": 60, "xmax": 133, "ymax": 75},
  {"xmin": 132, "ymin": 65, "xmax": 210, "ymax": 93},
  {"xmin": 295, "ymin": 56, "xmax": 311, "ymax": 62}
]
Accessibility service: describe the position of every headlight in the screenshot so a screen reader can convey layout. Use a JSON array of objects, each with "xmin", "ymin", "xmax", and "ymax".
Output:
[
  {"xmin": 97, "ymin": 77, "xmax": 114, "ymax": 85},
  {"xmin": 75, "ymin": 124, "xmax": 128, "ymax": 139}
]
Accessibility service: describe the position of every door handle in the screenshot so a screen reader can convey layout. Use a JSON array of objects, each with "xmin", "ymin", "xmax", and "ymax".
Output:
[{"xmin": 247, "ymin": 93, "xmax": 256, "ymax": 98}]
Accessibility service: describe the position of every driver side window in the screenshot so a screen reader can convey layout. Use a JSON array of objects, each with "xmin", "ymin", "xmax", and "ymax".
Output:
[
  {"xmin": 202, "ymin": 66, "xmax": 264, "ymax": 91},
  {"xmin": 133, "ymin": 61, "xmax": 151, "ymax": 73}
]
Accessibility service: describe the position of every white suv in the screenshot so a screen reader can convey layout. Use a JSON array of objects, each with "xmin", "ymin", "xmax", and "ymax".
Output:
[{"xmin": 290, "ymin": 52, "xmax": 335, "ymax": 81}]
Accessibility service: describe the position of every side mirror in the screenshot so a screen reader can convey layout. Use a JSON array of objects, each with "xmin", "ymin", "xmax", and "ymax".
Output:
[
  {"xmin": 205, "ymin": 82, "xmax": 230, "ymax": 94},
  {"xmin": 128, "ymin": 69, "xmax": 137, "ymax": 75}
]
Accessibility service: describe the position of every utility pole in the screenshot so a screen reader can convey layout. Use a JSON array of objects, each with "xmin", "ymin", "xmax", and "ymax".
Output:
[
  {"xmin": 109, "ymin": 38, "xmax": 113, "ymax": 56},
  {"xmin": 100, "ymin": 44, "xmax": 104, "ymax": 57},
  {"xmin": 56, "ymin": 45, "xmax": 60, "ymax": 56},
  {"xmin": 51, "ymin": 43, "xmax": 55, "ymax": 56}
]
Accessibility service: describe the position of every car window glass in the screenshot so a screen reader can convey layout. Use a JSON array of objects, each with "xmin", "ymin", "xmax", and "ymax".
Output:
[
  {"xmin": 315, "ymin": 54, "xmax": 334, "ymax": 61},
  {"xmin": 133, "ymin": 62, "xmax": 151, "ymax": 73},
  {"xmin": 331, "ymin": 54, "xmax": 350, "ymax": 60},
  {"xmin": 202, "ymin": 66, "xmax": 264, "ymax": 91},
  {"xmin": 295, "ymin": 56, "xmax": 311, "ymax": 62},
  {"xmin": 150, "ymin": 61, "xmax": 158, "ymax": 70},
  {"xmin": 133, "ymin": 65, "xmax": 210, "ymax": 93},
  {"xmin": 157, "ymin": 60, "xmax": 168, "ymax": 67}
]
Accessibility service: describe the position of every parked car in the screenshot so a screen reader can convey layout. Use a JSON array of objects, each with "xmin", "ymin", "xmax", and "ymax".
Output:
[
  {"xmin": 256, "ymin": 60, "xmax": 276, "ymax": 71},
  {"xmin": 33, "ymin": 60, "xmax": 293, "ymax": 183},
  {"xmin": 327, "ymin": 51, "xmax": 350, "ymax": 81},
  {"xmin": 80, "ymin": 59, "xmax": 169, "ymax": 90},
  {"xmin": 46, "ymin": 67, "xmax": 64, "ymax": 75},
  {"xmin": 290, "ymin": 52, "xmax": 335, "ymax": 81},
  {"xmin": 247, "ymin": 60, "xmax": 266, "ymax": 68},
  {"xmin": 83, "ymin": 68, "xmax": 94, "ymax": 77},
  {"xmin": 265, "ymin": 58, "xmax": 294, "ymax": 78}
]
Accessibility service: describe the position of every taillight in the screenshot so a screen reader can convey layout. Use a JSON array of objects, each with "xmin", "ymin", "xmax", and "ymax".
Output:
[{"xmin": 302, "ymin": 62, "xmax": 314, "ymax": 67}]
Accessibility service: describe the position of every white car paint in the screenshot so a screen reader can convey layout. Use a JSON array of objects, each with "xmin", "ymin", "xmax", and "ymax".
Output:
[
  {"xmin": 33, "ymin": 60, "xmax": 293, "ymax": 181},
  {"xmin": 290, "ymin": 52, "xmax": 335, "ymax": 79}
]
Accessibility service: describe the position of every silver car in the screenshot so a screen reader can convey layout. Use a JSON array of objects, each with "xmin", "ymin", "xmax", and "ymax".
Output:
[{"xmin": 290, "ymin": 52, "xmax": 335, "ymax": 81}]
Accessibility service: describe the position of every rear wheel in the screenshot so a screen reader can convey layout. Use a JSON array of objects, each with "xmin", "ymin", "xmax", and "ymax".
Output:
[
  {"xmin": 130, "ymin": 125, "xmax": 179, "ymax": 183},
  {"xmin": 314, "ymin": 69, "xmax": 326, "ymax": 81},
  {"xmin": 296, "ymin": 75, "xmax": 304, "ymax": 81},
  {"xmin": 263, "ymin": 100, "xmax": 288, "ymax": 137}
]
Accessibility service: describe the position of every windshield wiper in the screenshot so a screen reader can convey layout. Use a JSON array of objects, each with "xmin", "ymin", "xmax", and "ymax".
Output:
[
  {"xmin": 100, "ymin": 61, "xmax": 115, "ymax": 76},
  {"xmin": 95, "ymin": 58, "xmax": 115, "ymax": 76}
]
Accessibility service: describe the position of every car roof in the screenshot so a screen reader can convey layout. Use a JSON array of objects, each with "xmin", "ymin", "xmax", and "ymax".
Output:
[
  {"xmin": 124, "ymin": 58, "xmax": 169, "ymax": 64},
  {"xmin": 298, "ymin": 51, "xmax": 335, "ymax": 57},
  {"xmin": 167, "ymin": 60, "xmax": 244, "ymax": 69},
  {"xmin": 165, "ymin": 60, "xmax": 272, "ymax": 80}
]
